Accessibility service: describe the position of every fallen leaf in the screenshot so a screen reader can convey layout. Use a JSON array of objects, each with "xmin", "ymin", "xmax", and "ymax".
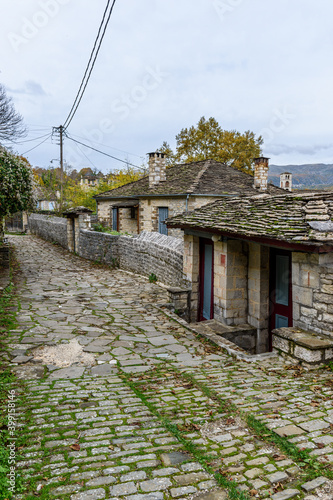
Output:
[{"xmin": 70, "ymin": 443, "xmax": 80, "ymax": 451}]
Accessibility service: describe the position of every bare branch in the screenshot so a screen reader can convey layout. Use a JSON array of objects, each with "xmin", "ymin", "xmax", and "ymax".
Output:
[{"xmin": 0, "ymin": 84, "xmax": 26, "ymax": 142}]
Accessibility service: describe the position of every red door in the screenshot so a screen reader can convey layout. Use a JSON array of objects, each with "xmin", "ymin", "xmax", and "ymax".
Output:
[
  {"xmin": 269, "ymin": 248, "xmax": 293, "ymax": 347},
  {"xmin": 199, "ymin": 238, "xmax": 214, "ymax": 321}
]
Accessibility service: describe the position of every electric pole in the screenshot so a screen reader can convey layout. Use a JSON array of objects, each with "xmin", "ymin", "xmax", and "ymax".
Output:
[
  {"xmin": 52, "ymin": 125, "xmax": 65, "ymax": 213},
  {"xmin": 59, "ymin": 125, "xmax": 64, "ymax": 211}
]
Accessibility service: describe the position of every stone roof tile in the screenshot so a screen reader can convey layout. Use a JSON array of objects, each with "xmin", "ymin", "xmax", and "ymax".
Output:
[
  {"xmin": 95, "ymin": 160, "xmax": 282, "ymax": 199},
  {"xmin": 167, "ymin": 191, "xmax": 333, "ymax": 246}
]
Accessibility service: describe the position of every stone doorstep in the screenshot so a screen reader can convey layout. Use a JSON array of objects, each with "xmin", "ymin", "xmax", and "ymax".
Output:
[
  {"xmin": 158, "ymin": 308, "xmax": 277, "ymax": 363},
  {"xmin": 272, "ymin": 327, "xmax": 333, "ymax": 365}
]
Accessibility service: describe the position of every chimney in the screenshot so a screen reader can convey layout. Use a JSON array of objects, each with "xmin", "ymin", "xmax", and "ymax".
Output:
[
  {"xmin": 253, "ymin": 157, "xmax": 269, "ymax": 192},
  {"xmin": 148, "ymin": 152, "xmax": 166, "ymax": 188},
  {"xmin": 280, "ymin": 172, "xmax": 292, "ymax": 192}
]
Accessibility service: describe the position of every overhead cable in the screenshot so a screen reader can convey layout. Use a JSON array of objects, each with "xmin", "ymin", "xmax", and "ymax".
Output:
[
  {"xmin": 22, "ymin": 134, "xmax": 52, "ymax": 155},
  {"xmin": 63, "ymin": 0, "xmax": 117, "ymax": 129},
  {"xmin": 66, "ymin": 135, "xmax": 141, "ymax": 169}
]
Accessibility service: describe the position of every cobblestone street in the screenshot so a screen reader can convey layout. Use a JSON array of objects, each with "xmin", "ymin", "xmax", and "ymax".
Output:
[{"xmin": 3, "ymin": 235, "xmax": 333, "ymax": 500}]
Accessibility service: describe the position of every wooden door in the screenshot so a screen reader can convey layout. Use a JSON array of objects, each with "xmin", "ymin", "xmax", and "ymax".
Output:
[
  {"xmin": 158, "ymin": 207, "xmax": 168, "ymax": 235},
  {"xmin": 269, "ymin": 248, "xmax": 293, "ymax": 341},
  {"xmin": 199, "ymin": 238, "xmax": 214, "ymax": 321},
  {"xmin": 112, "ymin": 208, "xmax": 119, "ymax": 231}
]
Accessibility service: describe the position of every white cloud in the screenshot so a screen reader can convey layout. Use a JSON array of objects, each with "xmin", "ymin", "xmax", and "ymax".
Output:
[{"xmin": 1, "ymin": 0, "xmax": 333, "ymax": 171}]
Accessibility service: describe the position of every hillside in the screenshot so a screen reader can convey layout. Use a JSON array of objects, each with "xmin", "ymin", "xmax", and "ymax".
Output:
[{"xmin": 268, "ymin": 163, "xmax": 333, "ymax": 190}]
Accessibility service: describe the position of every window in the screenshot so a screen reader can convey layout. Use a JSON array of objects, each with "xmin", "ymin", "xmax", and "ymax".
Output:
[
  {"xmin": 158, "ymin": 207, "xmax": 168, "ymax": 235},
  {"xmin": 130, "ymin": 207, "xmax": 137, "ymax": 219}
]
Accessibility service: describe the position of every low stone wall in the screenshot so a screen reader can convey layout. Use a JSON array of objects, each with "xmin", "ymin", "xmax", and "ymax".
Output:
[
  {"xmin": 28, "ymin": 214, "xmax": 67, "ymax": 248},
  {"xmin": 27, "ymin": 214, "xmax": 186, "ymax": 288},
  {"xmin": 79, "ymin": 230, "xmax": 186, "ymax": 287}
]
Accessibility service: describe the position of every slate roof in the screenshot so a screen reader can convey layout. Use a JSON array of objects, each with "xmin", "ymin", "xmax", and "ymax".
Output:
[
  {"xmin": 167, "ymin": 191, "xmax": 333, "ymax": 247},
  {"xmin": 95, "ymin": 160, "xmax": 282, "ymax": 199}
]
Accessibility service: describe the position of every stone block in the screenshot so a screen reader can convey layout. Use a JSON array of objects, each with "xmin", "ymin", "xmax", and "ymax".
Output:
[
  {"xmin": 272, "ymin": 335, "xmax": 290, "ymax": 354},
  {"xmin": 300, "ymin": 306, "xmax": 317, "ymax": 318},
  {"xmin": 293, "ymin": 345, "xmax": 322, "ymax": 363},
  {"xmin": 293, "ymin": 285, "xmax": 313, "ymax": 307}
]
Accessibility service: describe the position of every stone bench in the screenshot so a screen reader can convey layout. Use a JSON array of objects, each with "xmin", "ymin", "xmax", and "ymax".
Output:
[{"xmin": 272, "ymin": 327, "xmax": 333, "ymax": 366}]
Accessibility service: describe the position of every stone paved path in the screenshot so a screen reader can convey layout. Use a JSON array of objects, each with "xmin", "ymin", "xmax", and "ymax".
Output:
[{"xmin": 3, "ymin": 235, "xmax": 333, "ymax": 500}]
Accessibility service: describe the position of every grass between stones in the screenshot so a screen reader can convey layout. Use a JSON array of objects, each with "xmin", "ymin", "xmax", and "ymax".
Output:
[
  {"xmin": 174, "ymin": 369, "xmax": 333, "ymax": 483},
  {"xmin": 120, "ymin": 370, "xmax": 251, "ymax": 500},
  {"xmin": 0, "ymin": 279, "xmax": 33, "ymax": 500}
]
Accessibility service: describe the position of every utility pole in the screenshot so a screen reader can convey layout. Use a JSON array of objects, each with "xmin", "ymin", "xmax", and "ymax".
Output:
[
  {"xmin": 59, "ymin": 125, "xmax": 64, "ymax": 212},
  {"xmin": 52, "ymin": 125, "xmax": 65, "ymax": 213}
]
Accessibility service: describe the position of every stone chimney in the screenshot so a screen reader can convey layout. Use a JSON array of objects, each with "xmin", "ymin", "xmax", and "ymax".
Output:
[
  {"xmin": 148, "ymin": 152, "xmax": 166, "ymax": 188},
  {"xmin": 253, "ymin": 157, "xmax": 269, "ymax": 192},
  {"xmin": 280, "ymin": 172, "xmax": 292, "ymax": 192}
]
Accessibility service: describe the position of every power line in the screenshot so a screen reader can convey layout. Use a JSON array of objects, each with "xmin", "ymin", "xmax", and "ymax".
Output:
[
  {"xmin": 74, "ymin": 142, "xmax": 97, "ymax": 169},
  {"xmin": 12, "ymin": 133, "xmax": 51, "ymax": 145},
  {"xmin": 66, "ymin": 135, "xmax": 142, "ymax": 169},
  {"xmin": 63, "ymin": 0, "xmax": 117, "ymax": 129},
  {"xmin": 22, "ymin": 134, "xmax": 52, "ymax": 155},
  {"xmin": 69, "ymin": 132, "xmax": 143, "ymax": 159}
]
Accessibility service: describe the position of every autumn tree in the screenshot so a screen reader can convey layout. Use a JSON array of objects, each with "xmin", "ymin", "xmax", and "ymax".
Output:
[
  {"xmin": 161, "ymin": 117, "xmax": 263, "ymax": 174},
  {"xmin": 0, "ymin": 148, "xmax": 35, "ymax": 240},
  {"xmin": 0, "ymin": 84, "xmax": 26, "ymax": 142},
  {"xmin": 33, "ymin": 165, "xmax": 145, "ymax": 213},
  {"xmin": 158, "ymin": 141, "xmax": 175, "ymax": 166}
]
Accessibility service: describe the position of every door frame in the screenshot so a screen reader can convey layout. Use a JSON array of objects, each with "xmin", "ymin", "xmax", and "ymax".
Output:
[
  {"xmin": 269, "ymin": 247, "xmax": 293, "ymax": 348},
  {"xmin": 112, "ymin": 207, "xmax": 119, "ymax": 231},
  {"xmin": 198, "ymin": 238, "xmax": 214, "ymax": 321},
  {"xmin": 158, "ymin": 207, "xmax": 169, "ymax": 235}
]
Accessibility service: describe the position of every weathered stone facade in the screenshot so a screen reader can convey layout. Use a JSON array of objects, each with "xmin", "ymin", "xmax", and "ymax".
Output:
[
  {"xmin": 184, "ymin": 235, "xmax": 271, "ymax": 352},
  {"xmin": 183, "ymin": 232, "xmax": 333, "ymax": 352},
  {"xmin": 98, "ymin": 195, "xmax": 220, "ymax": 239},
  {"xmin": 292, "ymin": 251, "xmax": 333, "ymax": 338}
]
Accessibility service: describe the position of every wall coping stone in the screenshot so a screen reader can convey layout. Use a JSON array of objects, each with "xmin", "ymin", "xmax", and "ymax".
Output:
[
  {"xmin": 272, "ymin": 327, "xmax": 333, "ymax": 365},
  {"xmin": 273, "ymin": 327, "xmax": 333, "ymax": 350}
]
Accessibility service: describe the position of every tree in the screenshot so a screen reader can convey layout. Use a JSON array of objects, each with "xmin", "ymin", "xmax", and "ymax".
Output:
[
  {"xmin": 33, "ymin": 164, "xmax": 145, "ymax": 213},
  {"xmin": 0, "ymin": 148, "xmax": 35, "ymax": 240},
  {"xmin": 0, "ymin": 84, "xmax": 26, "ymax": 142},
  {"xmin": 161, "ymin": 117, "xmax": 263, "ymax": 174},
  {"xmin": 158, "ymin": 141, "xmax": 175, "ymax": 166}
]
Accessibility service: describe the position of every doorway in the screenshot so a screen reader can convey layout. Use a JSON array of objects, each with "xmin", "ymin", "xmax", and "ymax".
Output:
[
  {"xmin": 199, "ymin": 238, "xmax": 214, "ymax": 321},
  {"xmin": 269, "ymin": 248, "xmax": 292, "ymax": 343}
]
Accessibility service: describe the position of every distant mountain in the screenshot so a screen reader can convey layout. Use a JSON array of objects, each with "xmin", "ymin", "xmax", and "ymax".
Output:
[{"xmin": 268, "ymin": 164, "xmax": 333, "ymax": 190}]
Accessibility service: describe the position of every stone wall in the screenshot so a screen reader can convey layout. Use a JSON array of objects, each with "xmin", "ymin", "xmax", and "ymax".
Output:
[
  {"xmin": 79, "ymin": 229, "xmax": 186, "ymax": 287},
  {"xmin": 119, "ymin": 208, "xmax": 138, "ymax": 234},
  {"xmin": 28, "ymin": 214, "xmax": 67, "ymax": 248},
  {"xmin": 292, "ymin": 251, "xmax": 333, "ymax": 339},
  {"xmin": 98, "ymin": 196, "xmax": 221, "ymax": 240}
]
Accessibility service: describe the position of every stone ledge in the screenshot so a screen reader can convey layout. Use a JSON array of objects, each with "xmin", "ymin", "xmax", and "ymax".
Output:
[{"xmin": 272, "ymin": 327, "xmax": 333, "ymax": 365}]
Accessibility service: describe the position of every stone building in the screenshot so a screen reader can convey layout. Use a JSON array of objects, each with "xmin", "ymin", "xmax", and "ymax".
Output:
[
  {"xmin": 80, "ymin": 173, "xmax": 106, "ymax": 190},
  {"xmin": 35, "ymin": 187, "xmax": 58, "ymax": 211},
  {"xmin": 167, "ymin": 190, "xmax": 333, "ymax": 359},
  {"xmin": 280, "ymin": 172, "xmax": 292, "ymax": 191},
  {"xmin": 95, "ymin": 154, "xmax": 281, "ymax": 238}
]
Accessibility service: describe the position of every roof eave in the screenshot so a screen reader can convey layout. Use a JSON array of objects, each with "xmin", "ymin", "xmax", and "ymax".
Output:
[{"xmin": 166, "ymin": 223, "xmax": 333, "ymax": 253}]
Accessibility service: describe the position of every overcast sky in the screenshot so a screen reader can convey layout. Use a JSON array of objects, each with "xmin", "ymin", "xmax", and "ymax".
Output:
[{"xmin": 1, "ymin": 0, "xmax": 333, "ymax": 173}]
